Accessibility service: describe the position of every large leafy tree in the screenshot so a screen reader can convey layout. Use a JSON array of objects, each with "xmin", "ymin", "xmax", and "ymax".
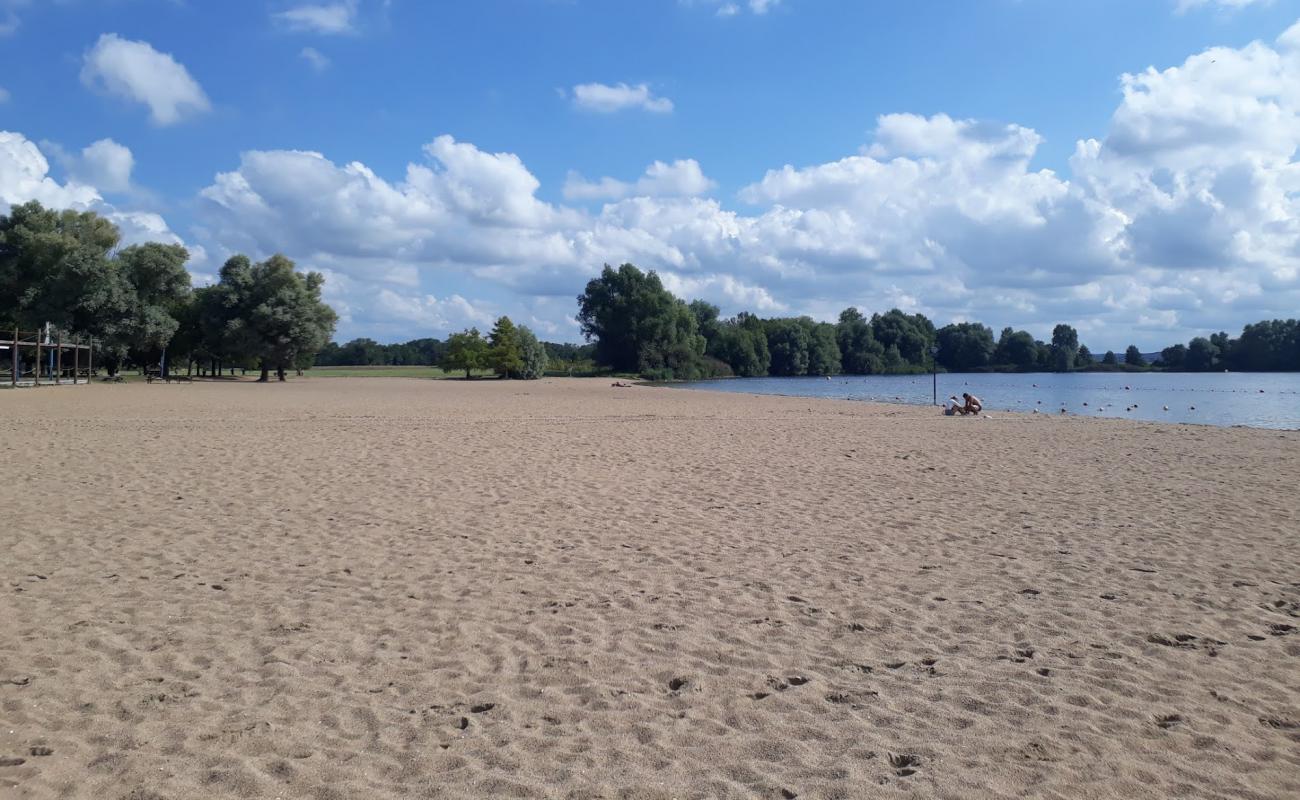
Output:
[
  {"xmin": 870, "ymin": 309, "xmax": 934, "ymax": 367},
  {"xmin": 111, "ymin": 243, "xmax": 191, "ymax": 374},
  {"xmin": 1124, "ymin": 345, "xmax": 1146, "ymax": 367},
  {"xmin": 1050, "ymin": 324, "xmax": 1079, "ymax": 372},
  {"xmin": 1184, "ymin": 337, "xmax": 1219, "ymax": 371},
  {"xmin": 710, "ymin": 312, "xmax": 771, "ymax": 376},
  {"xmin": 576, "ymin": 263, "xmax": 705, "ymax": 378},
  {"xmin": 206, "ymin": 254, "xmax": 336, "ymax": 381},
  {"xmin": 441, "ymin": 328, "xmax": 489, "ymax": 378},
  {"xmin": 836, "ymin": 308, "xmax": 885, "ymax": 374},
  {"xmin": 806, "ymin": 319, "xmax": 841, "ymax": 376},
  {"xmin": 0, "ymin": 201, "xmax": 130, "ymax": 341},
  {"xmin": 765, "ymin": 317, "xmax": 811, "ymax": 376},
  {"xmin": 1160, "ymin": 343, "xmax": 1187, "ymax": 370},
  {"xmin": 935, "ymin": 322, "xmax": 995, "ymax": 371},
  {"xmin": 994, "ymin": 327, "xmax": 1038, "ymax": 369}
]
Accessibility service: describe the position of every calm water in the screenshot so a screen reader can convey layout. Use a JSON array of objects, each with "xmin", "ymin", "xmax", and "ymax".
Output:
[{"xmin": 673, "ymin": 372, "xmax": 1300, "ymax": 430}]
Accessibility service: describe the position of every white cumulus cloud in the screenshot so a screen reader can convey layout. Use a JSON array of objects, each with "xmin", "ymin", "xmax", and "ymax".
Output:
[
  {"xmin": 564, "ymin": 159, "xmax": 716, "ymax": 201},
  {"xmin": 571, "ymin": 82, "xmax": 673, "ymax": 114},
  {"xmin": 76, "ymin": 138, "xmax": 134, "ymax": 193},
  {"xmin": 0, "ymin": 130, "xmax": 196, "ymax": 263},
  {"xmin": 81, "ymin": 33, "xmax": 210, "ymax": 125}
]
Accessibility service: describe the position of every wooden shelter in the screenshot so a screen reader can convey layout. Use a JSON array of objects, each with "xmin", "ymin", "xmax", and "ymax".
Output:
[{"xmin": 1, "ymin": 327, "xmax": 95, "ymax": 387}]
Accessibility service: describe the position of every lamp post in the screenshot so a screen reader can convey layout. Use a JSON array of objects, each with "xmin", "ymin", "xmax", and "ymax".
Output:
[{"xmin": 929, "ymin": 345, "xmax": 939, "ymax": 405}]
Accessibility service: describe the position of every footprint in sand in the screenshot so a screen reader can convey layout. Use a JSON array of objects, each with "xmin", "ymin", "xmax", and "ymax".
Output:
[
  {"xmin": 888, "ymin": 753, "xmax": 922, "ymax": 777},
  {"xmin": 1155, "ymin": 714, "xmax": 1184, "ymax": 729}
]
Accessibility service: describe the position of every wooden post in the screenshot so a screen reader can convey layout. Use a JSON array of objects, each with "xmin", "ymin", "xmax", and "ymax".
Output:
[
  {"xmin": 88, "ymin": 338, "xmax": 94, "ymax": 380},
  {"xmin": 34, "ymin": 331, "xmax": 41, "ymax": 386},
  {"xmin": 10, "ymin": 327, "xmax": 16, "ymax": 388},
  {"xmin": 74, "ymin": 337, "xmax": 80, "ymax": 385},
  {"xmin": 56, "ymin": 334, "xmax": 63, "ymax": 385}
]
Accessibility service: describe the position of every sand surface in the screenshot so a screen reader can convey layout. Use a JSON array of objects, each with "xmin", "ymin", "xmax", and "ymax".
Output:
[{"xmin": 1, "ymin": 377, "xmax": 1298, "ymax": 799}]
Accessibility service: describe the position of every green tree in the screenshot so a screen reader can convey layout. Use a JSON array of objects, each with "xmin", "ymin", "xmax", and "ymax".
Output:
[
  {"xmin": 441, "ymin": 328, "xmax": 489, "ymax": 378},
  {"xmin": 806, "ymin": 319, "xmax": 841, "ymax": 376},
  {"xmin": 870, "ymin": 309, "xmax": 935, "ymax": 367},
  {"xmin": 488, "ymin": 316, "xmax": 524, "ymax": 378},
  {"xmin": 516, "ymin": 325, "xmax": 548, "ymax": 379},
  {"xmin": 994, "ymin": 327, "xmax": 1038, "ymax": 369},
  {"xmin": 112, "ymin": 243, "xmax": 191, "ymax": 375},
  {"xmin": 576, "ymin": 263, "xmax": 705, "ymax": 378},
  {"xmin": 836, "ymin": 308, "xmax": 885, "ymax": 374},
  {"xmin": 710, "ymin": 312, "xmax": 770, "ymax": 376},
  {"xmin": 1075, "ymin": 344, "xmax": 1094, "ymax": 368},
  {"xmin": 764, "ymin": 317, "xmax": 811, "ymax": 376},
  {"xmin": 208, "ymin": 254, "xmax": 336, "ymax": 381},
  {"xmin": 1160, "ymin": 343, "xmax": 1187, "ymax": 370},
  {"xmin": 1184, "ymin": 336, "xmax": 1219, "ymax": 371},
  {"xmin": 688, "ymin": 300, "xmax": 721, "ymax": 348},
  {"xmin": 1050, "ymin": 324, "xmax": 1079, "ymax": 372},
  {"xmin": 1124, "ymin": 345, "xmax": 1146, "ymax": 367},
  {"xmin": 1101, "ymin": 350, "xmax": 1118, "ymax": 366},
  {"xmin": 0, "ymin": 202, "xmax": 134, "ymax": 371},
  {"xmin": 935, "ymin": 322, "xmax": 995, "ymax": 371}
]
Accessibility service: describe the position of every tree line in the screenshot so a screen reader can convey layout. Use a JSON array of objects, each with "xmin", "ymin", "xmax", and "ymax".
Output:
[
  {"xmin": 316, "ymin": 334, "xmax": 596, "ymax": 373},
  {"xmin": 576, "ymin": 263, "xmax": 1300, "ymax": 379},
  {"xmin": 1, "ymin": 201, "xmax": 336, "ymax": 381}
]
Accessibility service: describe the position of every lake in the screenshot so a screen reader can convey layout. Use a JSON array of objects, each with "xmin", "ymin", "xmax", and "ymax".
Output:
[{"xmin": 672, "ymin": 371, "xmax": 1300, "ymax": 430}]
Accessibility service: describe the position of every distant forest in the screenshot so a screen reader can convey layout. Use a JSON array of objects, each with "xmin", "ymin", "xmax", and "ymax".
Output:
[{"xmin": 321, "ymin": 263, "xmax": 1299, "ymax": 380}]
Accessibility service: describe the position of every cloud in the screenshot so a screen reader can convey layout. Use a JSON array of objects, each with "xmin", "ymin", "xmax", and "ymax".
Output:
[
  {"xmin": 0, "ymin": 86, "xmax": 8, "ymax": 103},
  {"xmin": 187, "ymin": 19, "xmax": 1300, "ymax": 346},
  {"xmin": 274, "ymin": 1, "xmax": 358, "ymax": 34},
  {"xmin": 300, "ymin": 46, "xmax": 330, "ymax": 71},
  {"xmin": 76, "ymin": 139, "xmax": 134, "ymax": 193},
  {"xmin": 0, "ymin": 131, "xmax": 100, "ymax": 211},
  {"xmin": 1175, "ymin": 0, "xmax": 1271, "ymax": 13},
  {"xmin": 564, "ymin": 159, "xmax": 716, "ymax": 200},
  {"xmin": 0, "ymin": 130, "xmax": 196, "ymax": 260},
  {"xmin": 81, "ymin": 33, "xmax": 210, "ymax": 125},
  {"xmin": 571, "ymin": 82, "xmax": 673, "ymax": 114}
]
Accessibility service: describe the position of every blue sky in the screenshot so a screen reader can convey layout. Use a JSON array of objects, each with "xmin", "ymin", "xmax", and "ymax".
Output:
[{"xmin": 2, "ymin": 0, "xmax": 1299, "ymax": 349}]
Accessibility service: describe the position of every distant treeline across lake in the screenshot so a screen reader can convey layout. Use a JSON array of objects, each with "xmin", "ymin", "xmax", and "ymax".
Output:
[{"xmin": 672, "ymin": 372, "xmax": 1300, "ymax": 430}]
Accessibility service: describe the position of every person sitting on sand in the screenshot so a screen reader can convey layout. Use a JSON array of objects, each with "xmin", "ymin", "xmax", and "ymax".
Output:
[
  {"xmin": 944, "ymin": 395, "xmax": 963, "ymax": 416},
  {"xmin": 962, "ymin": 392, "xmax": 983, "ymax": 415}
]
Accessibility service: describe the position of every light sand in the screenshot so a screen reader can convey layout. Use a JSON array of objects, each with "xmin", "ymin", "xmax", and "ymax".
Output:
[{"xmin": 1, "ymin": 378, "xmax": 1297, "ymax": 799}]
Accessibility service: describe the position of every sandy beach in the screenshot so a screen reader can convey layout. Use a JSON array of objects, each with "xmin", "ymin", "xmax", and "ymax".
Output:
[{"xmin": 1, "ymin": 378, "xmax": 1297, "ymax": 799}]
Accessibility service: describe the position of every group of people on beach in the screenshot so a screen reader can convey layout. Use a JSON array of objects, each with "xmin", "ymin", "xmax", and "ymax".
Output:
[{"xmin": 944, "ymin": 392, "xmax": 982, "ymax": 416}]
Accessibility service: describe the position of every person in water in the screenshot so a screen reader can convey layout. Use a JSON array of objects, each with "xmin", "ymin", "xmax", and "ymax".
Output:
[{"xmin": 962, "ymin": 392, "xmax": 983, "ymax": 415}]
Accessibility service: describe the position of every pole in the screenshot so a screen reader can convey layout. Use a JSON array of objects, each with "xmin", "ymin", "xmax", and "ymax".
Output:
[
  {"xmin": 34, "ymin": 332, "xmax": 41, "ymax": 387},
  {"xmin": 56, "ymin": 334, "xmax": 62, "ymax": 385},
  {"xmin": 10, "ymin": 327, "xmax": 16, "ymax": 388},
  {"xmin": 88, "ymin": 338, "xmax": 94, "ymax": 381},
  {"xmin": 932, "ymin": 362, "xmax": 936, "ymax": 406},
  {"xmin": 73, "ymin": 337, "xmax": 80, "ymax": 384}
]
